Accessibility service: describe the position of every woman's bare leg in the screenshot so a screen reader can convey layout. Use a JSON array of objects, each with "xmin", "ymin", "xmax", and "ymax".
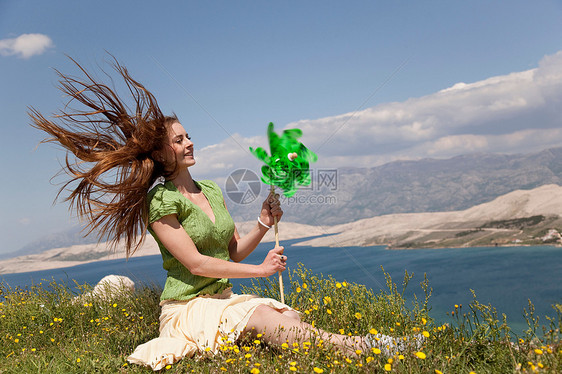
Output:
[{"xmin": 242, "ymin": 305, "xmax": 365, "ymax": 355}]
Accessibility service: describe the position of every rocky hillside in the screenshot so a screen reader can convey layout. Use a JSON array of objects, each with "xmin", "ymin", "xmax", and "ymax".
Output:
[{"xmin": 296, "ymin": 184, "xmax": 562, "ymax": 249}]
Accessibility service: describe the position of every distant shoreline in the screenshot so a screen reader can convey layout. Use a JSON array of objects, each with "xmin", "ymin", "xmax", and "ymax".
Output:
[
  {"xmin": 1, "ymin": 240, "xmax": 561, "ymax": 276},
  {"xmin": 388, "ymin": 242, "xmax": 562, "ymax": 250}
]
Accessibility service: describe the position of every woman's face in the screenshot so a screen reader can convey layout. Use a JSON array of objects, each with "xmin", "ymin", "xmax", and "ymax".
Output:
[{"xmin": 160, "ymin": 122, "xmax": 195, "ymax": 170}]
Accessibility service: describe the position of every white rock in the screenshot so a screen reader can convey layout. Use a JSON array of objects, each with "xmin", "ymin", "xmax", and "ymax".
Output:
[{"xmin": 92, "ymin": 275, "xmax": 135, "ymax": 298}]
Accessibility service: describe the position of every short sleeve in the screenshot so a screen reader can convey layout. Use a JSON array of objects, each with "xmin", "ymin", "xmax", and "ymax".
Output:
[{"xmin": 148, "ymin": 185, "xmax": 182, "ymax": 224}]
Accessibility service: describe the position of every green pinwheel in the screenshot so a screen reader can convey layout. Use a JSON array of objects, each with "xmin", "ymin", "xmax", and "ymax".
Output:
[
  {"xmin": 249, "ymin": 122, "xmax": 317, "ymax": 303},
  {"xmin": 250, "ymin": 122, "xmax": 318, "ymax": 197}
]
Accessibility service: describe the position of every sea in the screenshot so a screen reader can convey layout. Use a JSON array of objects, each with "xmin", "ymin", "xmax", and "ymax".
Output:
[{"xmin": 2, "ymin": 238, "xmax": 561, "ymax": 336}]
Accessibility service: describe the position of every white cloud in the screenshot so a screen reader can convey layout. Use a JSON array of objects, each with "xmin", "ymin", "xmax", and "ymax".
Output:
[
  {"xmin": 0, "ymin": 33, "xmax": 54, "ymax": 59},
  {"xmin": 189, "ymin": 50, "xmax": 562, "ymax": 179}
]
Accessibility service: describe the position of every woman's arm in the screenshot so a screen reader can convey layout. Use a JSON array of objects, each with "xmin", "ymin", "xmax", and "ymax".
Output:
[
  {"xmin": 151, "ymin": 214, "xmax": 286, "ymax": 278},
  {"xmin": 228, "ymin": 192, "xmax": 283, "ymax": 262}
]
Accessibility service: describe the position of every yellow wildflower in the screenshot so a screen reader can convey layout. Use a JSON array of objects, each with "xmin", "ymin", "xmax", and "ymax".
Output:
[
  {"xmin": 250, "ymin": 368, "xmax": 260, "ymax": 374},
  {"xmin": 296, "ymin": 287, "xmax": 301, "ymax": 293},
  {"xmin": 372, "ymin": 348, "xmax": 381, "ymax": 355},
  {"xmin": 423, "ymin": 330, "xmax": 430, "ymax": 338},
  {"xmin": 336, "ymin": 282, "xmax": 342, "ymax": 288},
  {"xmin": 384, "ymin": 363, "xmax": 391, "ymax": 371},
  {"xmin": 354, "ymin": 312, "xmax": 362, "ymax": 319},
  {"xmin": 416, "ymin": 351, "xmax": 427, "ymax": 359},
  {"xmin": 369, "ymin": 328, "xmax": 378, "ymax": 335},
  {"xmin": 302, "ymin": 283, "xmax": 308, "ymax": 289},
  {"xmin": 422, "ymin": 317, "xmax": 427, "ymax": 325},
  {"xmin": 313, "ymin": 368, "xmax": 324, "ymax": 373},
  {"xmin": 534, "ymin": 348, "xmax": 543, "ymax": 355}
]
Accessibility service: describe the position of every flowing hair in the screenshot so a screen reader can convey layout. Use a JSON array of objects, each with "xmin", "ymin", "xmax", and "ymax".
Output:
[{"xmin": 29, "ymin": 56, "xmax": 177, "ymax": 257}]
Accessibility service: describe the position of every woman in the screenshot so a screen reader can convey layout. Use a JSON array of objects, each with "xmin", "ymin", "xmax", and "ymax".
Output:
[{"xmin": 30, "ymin": 57, "xmax": 417, "ymax": 371}]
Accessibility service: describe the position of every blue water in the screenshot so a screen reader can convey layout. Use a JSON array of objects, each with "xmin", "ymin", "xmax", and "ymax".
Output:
[{"xmin": 2, "ymin": 239, "xmax": 561, "ymax": 335}]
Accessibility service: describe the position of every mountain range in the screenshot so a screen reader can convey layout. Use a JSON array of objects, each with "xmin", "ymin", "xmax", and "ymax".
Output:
[{"xmin": 227, "ymin": 147, "xmax": 562, "ymax": 225}]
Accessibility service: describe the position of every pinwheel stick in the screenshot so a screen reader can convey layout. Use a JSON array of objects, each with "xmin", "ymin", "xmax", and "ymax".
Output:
[{"xmin": 271, "ymin": 184, "xmax": 285, "ymax": 304}]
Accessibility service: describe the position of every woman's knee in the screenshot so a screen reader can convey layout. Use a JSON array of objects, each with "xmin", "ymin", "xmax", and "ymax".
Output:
[
  {"xmin": 282, "ymin": 310, "xmax": 300, "ymax": 321},
  {"xmin": 252, "ymin": 304, "xmax": 275, "ymax": 319}
]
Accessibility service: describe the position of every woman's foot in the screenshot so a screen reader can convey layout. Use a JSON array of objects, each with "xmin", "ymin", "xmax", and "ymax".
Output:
[{"xmin": 365, "ymin": 333, "xmax": 424, "ymax": 356}]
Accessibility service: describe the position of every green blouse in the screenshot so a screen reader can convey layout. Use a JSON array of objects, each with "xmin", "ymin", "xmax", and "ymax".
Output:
[{"xmin": 147, "ymin": 180, "xmax": 235, "ymax": 302}]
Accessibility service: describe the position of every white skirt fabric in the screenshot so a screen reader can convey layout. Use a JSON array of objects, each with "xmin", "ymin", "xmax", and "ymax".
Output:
[{"xmin": 127, "ymin": 288, "xmax": 291, "ymax": 371}]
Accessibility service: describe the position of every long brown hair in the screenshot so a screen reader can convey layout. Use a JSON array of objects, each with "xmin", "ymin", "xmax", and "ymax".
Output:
[{"xmin": 29, "ymin": 56, "xmax": 176, "ymax": 257}]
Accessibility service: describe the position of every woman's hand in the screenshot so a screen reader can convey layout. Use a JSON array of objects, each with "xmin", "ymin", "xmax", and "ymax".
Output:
[
  {"xmin": 259, "ymin": 246, "xmax": 287, "ymax": 277},
  {"xmin": 259, "ymin": 191, "xmax": 283, "ymax": 228}
]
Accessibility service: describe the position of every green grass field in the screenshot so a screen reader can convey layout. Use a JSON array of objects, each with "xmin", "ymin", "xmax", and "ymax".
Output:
[{"xmin": 1, "ymin": 264, "xmax": 560, "ymax": 373}]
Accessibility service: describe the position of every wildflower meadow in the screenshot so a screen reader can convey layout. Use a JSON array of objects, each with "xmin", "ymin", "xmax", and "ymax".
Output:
[{"xmin": 0, "ymin": 264, "xmax": 560, "ymax": 373}]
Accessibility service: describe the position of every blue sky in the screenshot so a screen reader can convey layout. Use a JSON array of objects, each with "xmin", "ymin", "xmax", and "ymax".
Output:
[{"xmin": 1, "ymin": 1, "xmax": 562, "ymax": 254}]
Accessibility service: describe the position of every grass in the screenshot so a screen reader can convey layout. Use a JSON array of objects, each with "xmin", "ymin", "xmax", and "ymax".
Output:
[
  {"xmin": 480, "ymin": 216, "xmax": 546, "ymax": 230},
  {"xmin": 0, "ymin": 264, "xmax": 560, "ymax": 373}
]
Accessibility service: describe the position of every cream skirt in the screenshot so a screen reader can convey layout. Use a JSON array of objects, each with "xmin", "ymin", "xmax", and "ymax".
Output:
[{"xmin": 127, "ymin": 288, "xmax": 292, "ymax": 371}]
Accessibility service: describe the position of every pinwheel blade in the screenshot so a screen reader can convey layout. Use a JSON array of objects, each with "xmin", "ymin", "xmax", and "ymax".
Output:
[{"xmin": 250, "ymin": 122, "xmax": 317, "ymax": 197}]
